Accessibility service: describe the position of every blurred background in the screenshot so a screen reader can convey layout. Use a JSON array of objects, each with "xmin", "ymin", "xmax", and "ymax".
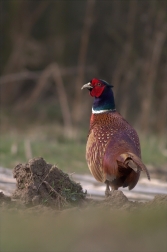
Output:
[{"xmin": 0, "ymin": 0, "xmax": 167, "ymax": 172}]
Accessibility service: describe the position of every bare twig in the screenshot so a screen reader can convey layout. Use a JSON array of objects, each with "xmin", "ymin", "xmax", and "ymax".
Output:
[
  {"xmin": 0, "ymin": 71, "xmax": 40, "ymax": 84},
  {"xmin": 24, "ymin": 139, "xmax": 32, "ymax": 160},
  {"xmin": 51, "ymin": 63, "xmax": 73, "ymax": 133},
  {"xmin": 112, "ymin": 0, "xmax": 137, "ymax": 97},
  {"xmin": 1, "ymin": 2, "xmax": 50, "ymax": 105},
  {"xmin": 37, "ymin": 173, "xmax": 49, "ymax": 192},
  {"xmin": 20, "ymin": 63, "xmax": 73, "ymax": 133},
  {"xmin": 73, "ymin": 0, "xmax": 96, "ymax": 123},
  {"xmin": 139, "ymin": 10, "xmax": 167, "ymax": 132},
  {"xmin": 0, "ymin": 66, "xmax": 95, "ymax": 85},
  {"xmin": 42, "ymin": 181, "xmax": 67, "ymax": 209},
  {"xmin": 24, "ymin": 2, "xmax": 50, "ymax": 34}
]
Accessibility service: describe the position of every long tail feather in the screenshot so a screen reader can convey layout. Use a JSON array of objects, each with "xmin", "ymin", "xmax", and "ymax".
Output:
[{"xmin": 117, "ymin": 152, "xmax": 150, "ymax": 180}]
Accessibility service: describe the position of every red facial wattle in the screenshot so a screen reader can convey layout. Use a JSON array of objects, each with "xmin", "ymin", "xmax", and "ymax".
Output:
[
  {"xmin": 89, "ymin": 78, "xmax": 105, "ymax": 97},
  {"xmin": 90, "ymin": 86, "xmax": 105, "ymax": 97}
]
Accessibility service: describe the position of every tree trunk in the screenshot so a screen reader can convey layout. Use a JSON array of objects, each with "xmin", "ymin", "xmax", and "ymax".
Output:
[
  {"xmin": 139, "ymin": 9, "xmax": 167, "ymax": 133},
  {"xmin": 72, "ymin": 0, "xmax": 95, "ymax": 124}
]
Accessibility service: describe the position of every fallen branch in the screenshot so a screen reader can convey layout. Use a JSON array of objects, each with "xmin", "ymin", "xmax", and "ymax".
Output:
[{"xmin": 0, "ymin": 66, "xmax": 95, "ymax": 85}]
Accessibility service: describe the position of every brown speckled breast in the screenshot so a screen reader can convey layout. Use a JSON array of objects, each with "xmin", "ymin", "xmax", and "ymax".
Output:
[{"xmin": 86, "ymin": 111, "xmax": 141, "ymax": 182}]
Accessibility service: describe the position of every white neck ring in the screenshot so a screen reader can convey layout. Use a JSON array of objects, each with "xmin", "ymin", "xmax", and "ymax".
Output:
[{"xmin": 92, "ymin": 108, "xmax": 116, "ymax": 114}]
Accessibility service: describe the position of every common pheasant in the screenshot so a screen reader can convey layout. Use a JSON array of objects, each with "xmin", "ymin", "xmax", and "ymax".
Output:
[{"xmin": 81, "ymin": 78, "xmax": 150, "ymax": 196}]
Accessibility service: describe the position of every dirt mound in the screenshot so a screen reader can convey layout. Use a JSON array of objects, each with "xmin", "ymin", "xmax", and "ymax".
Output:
[
  {"xmin": 102, "ymin": 190, "xmax": 140, "ymax": 211},
  {"xmin": 101, "ymin": 191, "xmax": 167, "ymax": 211},
  {"xmin": 145, "ymin": 194, "xmax": 167, "ymax": 208},
  {"xmin": 12, "ymin": 157, "xmax": 86, "ymax": 208}
]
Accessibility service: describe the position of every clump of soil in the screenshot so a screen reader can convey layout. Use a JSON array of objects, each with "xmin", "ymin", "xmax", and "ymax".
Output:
[
  {"xmin": 101, "ymin": 191, "xmax": 167, "ymax": 211},
  {"xmin": 145, "ymin": 194, "xmax": 167, "ymax": 208},
  {"xmin": 102, "ymin": 190, "xmax": 138, "ymax": 211},
  {"xmin": 12, "ymin": 157, "xmax": 86, "ymax": 208}
]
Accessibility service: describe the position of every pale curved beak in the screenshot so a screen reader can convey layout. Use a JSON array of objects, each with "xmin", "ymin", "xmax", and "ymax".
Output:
[{"xmin": 81, "ymin": 82, "xmax": 93, "ymax": 90}]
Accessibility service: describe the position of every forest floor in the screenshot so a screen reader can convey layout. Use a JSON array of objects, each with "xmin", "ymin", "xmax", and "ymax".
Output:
[
  {"xmin": 1, "ymin": 122, "xmax": 167, "ymax": 252},
  {"xmin": 1, "ymin": 158, "xmax": 167, "ymax": 252}
]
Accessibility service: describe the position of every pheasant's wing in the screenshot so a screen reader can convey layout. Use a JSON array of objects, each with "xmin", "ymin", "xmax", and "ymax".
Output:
[
  {"xmin": 103, "ymin": 132, "xmax": 137, "ymax": 176},
  {"xmin": 103, "ymin": 132, "xmax": 150, "ymax": 189}
]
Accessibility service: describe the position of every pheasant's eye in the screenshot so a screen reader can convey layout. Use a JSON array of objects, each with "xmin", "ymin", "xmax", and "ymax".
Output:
[{"xmin": 97, "ymin": 83, "xmax": 101, "ymax": 86}]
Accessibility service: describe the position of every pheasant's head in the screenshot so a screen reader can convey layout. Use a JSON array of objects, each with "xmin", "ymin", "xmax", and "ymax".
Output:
[
  {"xmin": 81, "ymin": 78, "xmax": 113, "ymax": 97},
  {"xmin": 81, "ymin": 78, "xmax": 115, "ymax": 113}
]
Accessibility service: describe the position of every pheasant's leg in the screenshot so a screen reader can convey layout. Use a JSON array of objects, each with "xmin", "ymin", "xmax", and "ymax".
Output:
[{"xmin": 105, "ymin": 181, "xmax": 111, "ymax": 197}]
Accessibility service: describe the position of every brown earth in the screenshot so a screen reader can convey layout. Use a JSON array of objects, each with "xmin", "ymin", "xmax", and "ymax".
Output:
[
  {"xmin": 0, "ymin": 157, "xmax": 167, "ymax": 214},
  {"xmin": 1, "ymin": 157, "xmax": 166, "ymax": 252}
]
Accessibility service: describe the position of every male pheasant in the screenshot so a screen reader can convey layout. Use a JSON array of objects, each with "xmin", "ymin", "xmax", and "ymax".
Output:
[{"xmin": 81, "ymin": 78, "xmax": 150, "ymax": 196}]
